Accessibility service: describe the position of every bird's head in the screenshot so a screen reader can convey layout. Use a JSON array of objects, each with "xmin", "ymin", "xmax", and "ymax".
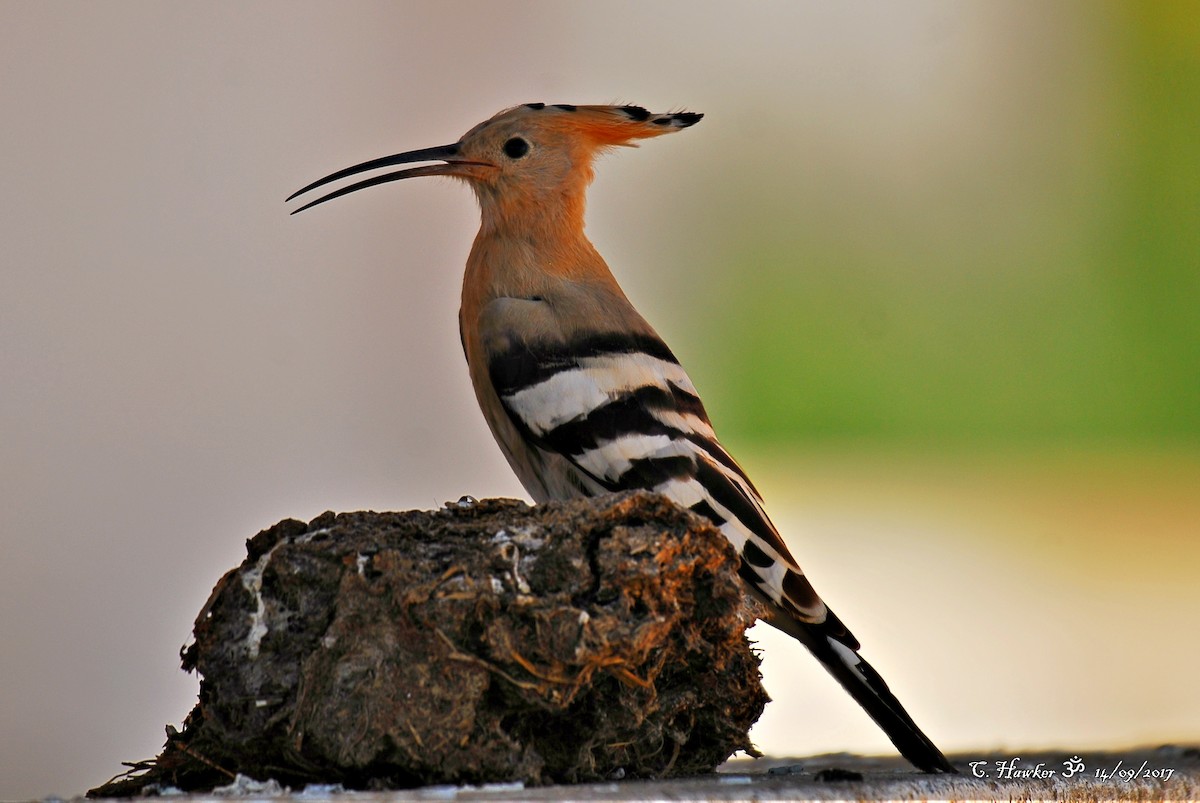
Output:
[{"xmin": 288, "ymin": 103, "xmax": 702, "ymax": 229}]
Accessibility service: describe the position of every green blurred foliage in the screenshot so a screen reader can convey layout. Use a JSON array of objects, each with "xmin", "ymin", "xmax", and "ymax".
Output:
[{"xmin": 690, "ymin": 2, "xmax": 1199, "ymax": 448}]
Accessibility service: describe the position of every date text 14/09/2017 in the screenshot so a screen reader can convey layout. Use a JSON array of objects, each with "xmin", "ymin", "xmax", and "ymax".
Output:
[{"xmin": 969, "ymin": 756, "xmax": 1176, "ymax": 783}]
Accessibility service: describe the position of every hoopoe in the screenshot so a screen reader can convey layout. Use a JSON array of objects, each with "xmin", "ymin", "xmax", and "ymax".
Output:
[{"xmin": 289, "ymin": 103, "xmax": 956, "ymax": 774}]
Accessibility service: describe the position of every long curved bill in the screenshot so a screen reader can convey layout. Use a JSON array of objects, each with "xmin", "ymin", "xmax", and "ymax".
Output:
[{"xmin": 286, "ymin": 143, "xmax": 493, "ymax": 214}]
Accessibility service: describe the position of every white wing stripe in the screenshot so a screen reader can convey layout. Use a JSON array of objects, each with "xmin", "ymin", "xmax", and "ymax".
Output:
[
  {"xmin": 502, "ymin": 352, "xmax": 694, "ymax": 436},
  {"xmin": 573, "ymin": 433, "xmax": 689, "ymax": 481},
  {"xmin": 647, "ymin": 408, "xmax": 717, "ymax": 442},
  {"xmin": 503, "ymin": 367, "xmax": 609, "ymax": 436}
]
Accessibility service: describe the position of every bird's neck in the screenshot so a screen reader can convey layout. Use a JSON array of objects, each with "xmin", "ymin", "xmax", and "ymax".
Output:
[
  {"xmin": 465, "ymin": 222, "xmax": 611, "ymax": 293},
  {"xmin": 460, "ymin": 201, "xmax": 627, "ymax": 331},
  {"xmin": 467, "ymin": 185, "xmax": 618, "ymax": 287},
  {"xmin": 476, "ymin": 185, "xmax": 586, "ymax": 241}
]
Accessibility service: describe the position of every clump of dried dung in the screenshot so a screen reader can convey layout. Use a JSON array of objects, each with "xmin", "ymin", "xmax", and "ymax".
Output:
[{"xmin": 89, "ymin": 491, "xmax": 768, "ymax": 796}]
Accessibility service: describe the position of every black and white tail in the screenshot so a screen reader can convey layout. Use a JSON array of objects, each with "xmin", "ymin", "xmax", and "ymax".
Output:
[{"xmin": 766, "ymin": 602, "xmax": 955, "ymax": 773}]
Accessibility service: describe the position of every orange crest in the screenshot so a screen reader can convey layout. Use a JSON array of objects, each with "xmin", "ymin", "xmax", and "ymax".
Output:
[{"xmin": 522, "ymin": 103, "xmax": 703, "ymax": 148}]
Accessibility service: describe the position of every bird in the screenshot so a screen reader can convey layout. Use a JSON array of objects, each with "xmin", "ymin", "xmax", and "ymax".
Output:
[{"xmin": 287, "ymin": 103, "xmax": 956, "ymax": 774}]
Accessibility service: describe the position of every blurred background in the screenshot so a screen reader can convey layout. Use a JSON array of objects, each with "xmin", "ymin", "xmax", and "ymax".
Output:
[{"xmin": 2, "ymin": 1, "xmax": 1197, "ymax": 798}]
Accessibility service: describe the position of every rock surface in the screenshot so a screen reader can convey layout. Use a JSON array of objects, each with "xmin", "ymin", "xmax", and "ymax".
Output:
[{"xmin": 89, "ymin": 492, "xmax": 768, "ymax": 796}]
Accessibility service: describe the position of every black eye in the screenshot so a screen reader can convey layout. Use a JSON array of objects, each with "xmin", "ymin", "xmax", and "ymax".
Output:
[{"xmin": 502, "ymin": 137, "xmax": 530, "ymax": 159}]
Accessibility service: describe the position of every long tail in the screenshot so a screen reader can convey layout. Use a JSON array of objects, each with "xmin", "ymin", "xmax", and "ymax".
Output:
[{"xmin": 769, "ymin": 608, "xmax": 957, "ymax": 774}]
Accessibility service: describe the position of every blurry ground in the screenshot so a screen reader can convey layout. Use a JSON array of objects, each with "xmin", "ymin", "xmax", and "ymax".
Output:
[{"xmin": 80, "ymin": 746, "xmax": 1199, "ymax": 801}]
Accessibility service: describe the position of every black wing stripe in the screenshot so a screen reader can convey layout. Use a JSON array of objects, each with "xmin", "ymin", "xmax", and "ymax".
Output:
[
  {"xmin": 742, "ymin": 540, "xmax": 776, "ymax": 568},
  {"xmin": 489, "ymin": 332, "xmax": 680, "ymax": 396},
  {"xmin": 781, "ymin": 567, "xmax": 822, "ymax": 612},
  {"xmin": 738, "ymin": 560, "xmax": 768, "ymax": 590},
  {"xmin": 541, "ymin": 387, "xmax": 677, "ymax": 455},
  {"xmin": 688, "ymin": 499, "xmax": 726, "ymax": 526},
  {"xmin": 616, "ymin": 454, "xmax": 697, "ymax": 489},
  {"xmin": 674, "ymin": 424, "xmax": 761, "ymax": 496},
  {"xmin": 654, "ymin": 382, "xmax": 708, "ymax": 420},
  {"xmin": 693, "ymin": 457, "xmax": 791, "ymax": 560}
]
